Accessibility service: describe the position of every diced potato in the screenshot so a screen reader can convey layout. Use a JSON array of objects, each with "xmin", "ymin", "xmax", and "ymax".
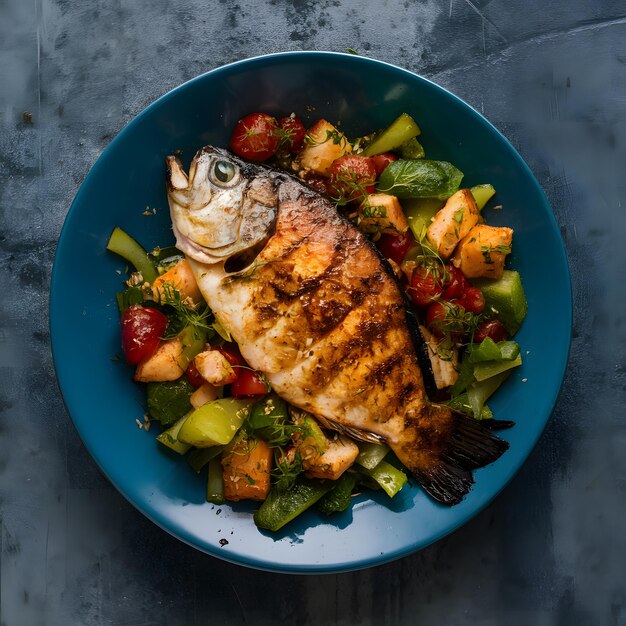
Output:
[
  {"xmin": 452, "ymin": 224, "xmax": 513, "ymax": 279},
  {"xmin": 152, "ymin": 259, "xmax": 201, "ymax": 304},
  {"xmin": 222, "ymin": 437, "xmax": 273, "ymax": 501},
  {"xmin": 298, "ymin": 119, "xmax": 351, "ymax": 176},
  {"xmin": 358, "ymin": 193, "xmax": 409, "ymax": 235},
  {"xmin": 190, "ymin": 382, "xmax": 220, "ymax": 409},
  {"xmin": 134, "ymin": 338, "xmax": 185, "ymax": 382},
  {"xmin": 194, "ymin": 350, "xmax": 236, "ymax": 386},
  {"xmin": 426, "ymin": 189, "xmax": 480, "ymax": 258},
  {"xmin": 304, "ymin": 435, "xmax": 359, "ymax": 481},
  {"xmin": 419, "ymin": 325, "xmax": 459, "ymax": 389}
]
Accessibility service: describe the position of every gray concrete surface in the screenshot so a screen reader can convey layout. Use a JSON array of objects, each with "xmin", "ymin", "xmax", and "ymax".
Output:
[{"xmin": 1, "ymin": 0, "xmax": 625, "ymax": 624}]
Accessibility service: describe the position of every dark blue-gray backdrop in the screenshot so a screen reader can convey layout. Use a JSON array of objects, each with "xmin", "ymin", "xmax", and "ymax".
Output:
[{"xmin": 1, "ymin": 1, "xmax": 625, "ymax": 624}]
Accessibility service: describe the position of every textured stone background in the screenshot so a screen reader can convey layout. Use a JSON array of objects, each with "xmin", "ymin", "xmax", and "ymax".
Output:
[{"xmin": 1, "ymin": 1, "xmax": 625, "ymax": 624}]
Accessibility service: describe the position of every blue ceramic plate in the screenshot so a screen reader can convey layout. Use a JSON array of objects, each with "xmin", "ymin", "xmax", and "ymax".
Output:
[{"xmin": 50, "ymin": 52, "xmax": 571, "ymax": 573}]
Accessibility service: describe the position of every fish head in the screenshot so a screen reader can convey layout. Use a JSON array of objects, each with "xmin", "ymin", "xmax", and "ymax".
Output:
[{"xmin": 166, "ymin": 147, "xmax": 279, "ymax": 265}]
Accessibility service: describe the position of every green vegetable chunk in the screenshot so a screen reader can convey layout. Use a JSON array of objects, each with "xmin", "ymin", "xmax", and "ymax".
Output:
[
  {"xmin": 362, "ymin": 461, "xmax": 407, "ymax": 497},
  {"xmin": 106, "ymin": 227, "xmax": 158, "ymax": 283},
  {"xmin": 246, "ymin": 397, "xmax": 290, "ymax": 445},
  {"xmin": 317, "ymin": 473, "xmax": 358, "ymax": 516},
  {"xmin": 187, "ymin": 446, "xmax": 225, "ymax": 473},
  {"xmin": 254, "ymin": 478, "xmax": 333, "ymax": 531},
  {"xmin": 377, "ymin": 159, "xmax": 464, "ymax": 200},
  {"xmin": 403, "ymin": 197, "xmax": 445, "ymax": 240},
  {"xmin": 156, "ymin": 413, "xmax": 193, "ymax": 454},
  {"xmin": 178, "ymin": 325, "xmax": 206, "ymax": 368},
  {"xmin": 467, "ymin": 371, "xmax": 513, "ymax": 419},
  {"xmin": 355, "ymin": 442, "xmax": 390, "ymax": 470},
  {"xmin": 116, "ymin": 286, "xmax": 144, "ymax": 313},
  {"xmin": 206, "ymin": 457, "xmax": 225, "ymax": 505},
  {"xmin": 468, "ymin": 338, "xmax": 520, "ymax": 364},
  {"xmin": 363, "ymin": 113, "xmax": 421, "ymax": 156},
  {"xmin": 177, "ymin": 398, "xmax": 255, "ymax": 447},
  {"xmin": 400, "ymin": 137, "xmax": 425, "ymax": 159},
  {"xmin": 470, "ymin": 184, "xmax": 496, "ymax": 210},
  {"xmin": 147, "ymin": 379, "xmax": 195, "ymax": 426},
  {"xmin": 473, "ymin": 354, "xmax": 522, "ymax": 382},
  {"xmin": 474, "ymin": 270, "xmax": 528, "ymax": 335},
  {"xmin": 446, "ymin": 394, "xmax": 494, "ymax": 420}
]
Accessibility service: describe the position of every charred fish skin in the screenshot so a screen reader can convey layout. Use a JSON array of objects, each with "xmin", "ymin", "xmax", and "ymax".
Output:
[{"xmin": 167, "ymin": 146, "xmax": 508, "ymax": 506}]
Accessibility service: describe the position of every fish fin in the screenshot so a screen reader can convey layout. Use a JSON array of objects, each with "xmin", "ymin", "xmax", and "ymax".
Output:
[
  {"xmin": 313, "ymin": 414, "xmax": 386, "ymax": 445},
  {"xmin": 399, "ymin": 408, "xmax": 509, "ymax": 506},
  {"xmin": 413, "ymin": 462, "xmax": 474, "ymax": 506}
]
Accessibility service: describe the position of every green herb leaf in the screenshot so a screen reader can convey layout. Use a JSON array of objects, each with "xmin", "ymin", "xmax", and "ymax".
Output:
[{"xmin": 377, "ymin": 159, "xmax": 463, "ymax": 199}]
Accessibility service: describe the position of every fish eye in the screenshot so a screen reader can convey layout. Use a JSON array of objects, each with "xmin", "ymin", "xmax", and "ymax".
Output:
[{"xmin": 210, "ymin": 160, "xmax": 237, "ymax": 185}]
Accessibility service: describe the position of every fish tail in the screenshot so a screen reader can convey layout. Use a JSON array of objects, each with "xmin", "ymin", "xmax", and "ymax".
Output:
[{"xmin": 396, "ymin": 405, "xmax": 509, "ymax": 506}]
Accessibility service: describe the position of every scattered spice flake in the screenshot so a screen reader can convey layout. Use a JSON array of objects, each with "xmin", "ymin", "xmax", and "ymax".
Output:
[
  {"xmin": 346, "ymin": 47, "xmax": 359, "ymax": 55},
  {"xmin": 143, "ymin": 206, "xmax": 151, "ymax": 216},
  {"xmin": 492, "ymin": 205, "xmax": 503, "ymax": 210},
  {"xmin": 521, "ymin": 378, "xmax": 528, "ymax": 383},
  {"xmin": 23, "ymin": 111, "xmax": 33, "ymax": 124},
  {"xmin": 143, "ymin": 413, "xmax": 152, "ymax": 431},
  {"xmin": 219, "ymin": 539, "xmax": 229, "ymax": 547},
  {"xmin": 135, "ymin": 418, "xmax": 143, "ymax": 429}
]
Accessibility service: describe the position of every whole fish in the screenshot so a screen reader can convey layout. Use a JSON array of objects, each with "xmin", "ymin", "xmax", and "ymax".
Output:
[{"xmin": 166, "ymin": 146, "xmax": 508, "ymax": 505}]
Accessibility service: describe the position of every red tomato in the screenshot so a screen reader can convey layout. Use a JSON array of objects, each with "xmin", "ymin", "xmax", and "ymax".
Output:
[
  {"xmin": 229, "ymin": 113, "xmax": 280, "ymax": 161},
  {"xmin": 120, "ymin": 304, "xmax": 168, "ymax": 365},
  {"xmin": 231, "ymin": 369, "xmax": 268, "ymax": 398},
  {"xmin": 215, "ymin": 344, "xmax": 245, "ymax": 370},
  {"xmin": 442, "ymin": 264, "xmax": 469, "ymax": 301},
  {"xmin": 409, "ymin": 265, "xmax": 443, "ymax": 308},
  {"xmin": 457, "ymin": 287, "xmax": 485, "ymax": 314},
  {"xmin": 371, "ymin": 153, "xmax": 398, "ymax": 177},
  {"xmin": 305, "ymin": 175, "xmax": 331, "ymax": 196},
  {"xmin": 376, "ymin": 231, "xmax": 414, "ymax": 264},
  {"xmin": 278, "ymin": 115, "xmax": 306, "ymax": 153},
  {"xmin": 328, "ymin": 155, "xmax": 376, "ymax": 203},
  {"xmin": 185, "ymin": 360, "xmax": 206, "ymax": 388},
  {"xmin": 474, "ymin": 319, "xmax": 508, "ymax": 343},
  {"xmin": 425, "ymin": 301, "xmax": 448, "ymax": 337}
]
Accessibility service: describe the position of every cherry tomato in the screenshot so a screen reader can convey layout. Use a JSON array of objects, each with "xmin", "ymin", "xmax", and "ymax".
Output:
[
  {"xmin": 185, "ymin": 360, "xmax": 206, "ymax": 388},
  {"xmin": 371, "ymin": 152, "xmax": 398, "ymax": 177},
  {"xmin": 425, "ymin": 301, "xmax": 448, "ymax": 337},
  {"xmin": 215, "ymin": 344, "xmax": 245, "ymax": 370},
  {"xmin": 376, "ymin": 231, "xmax": 414, "ymax": 264},
  {"xmin": 229, "ymin": 113, "xmax": 280, "ymax": 161},
  {"xmin": 305, "ymin": 174, "xmax": 332, "ymax": 196},
  {"xmin": 474, "ymin": 319, "xmax": 508, "ymax": 343},
  {"xmin": 278, "ymin": 115, "xmax": 306, "ymax": 153},
  {"xmin": 457, "ymin": 287, "xmax": 485, "ymax": 315},
  {"xmin": 442, "ymin": 264, "xmax": 469, "ymax": 301},
  {"xmin": 120, "ymin": 304, "xmax": 168, "ymax": 365},
  {"xmin": 408, "ymin": 265, "xmax": 443, "ymax": 308},
  {"xmin": 231, "ymin": 369, "xmax": 268, "ymax": 398},
  {"xmin": 328, "ymin": 155, "xmax": 376, "ymax": 203}
]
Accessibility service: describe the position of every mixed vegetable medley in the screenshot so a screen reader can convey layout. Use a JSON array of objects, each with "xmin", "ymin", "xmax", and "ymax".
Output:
[{"xmin": 107, "ymin": 111, "xmax": 527, "ymax": 532}]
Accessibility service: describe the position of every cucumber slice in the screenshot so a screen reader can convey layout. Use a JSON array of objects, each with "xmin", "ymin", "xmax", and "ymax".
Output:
[
  {"xmin": 474, "ymin": 270, "xmax": 528, "ymax": 335},
  {"xmin": 355, "ymin": 442, "xmax": 390, "ymax": 470},
  {"xmin": 470, "ymin": 184, "xmax": 496, "ymax": 210},
  {"xmin": 364, "ymin": 113, "xmax": 421, "ymax": 156},
  {"xmin": 403, "ymin": 197, "xmax": 445, "ymax": 240},
  {"xmin": 106, "ymin": 227, "xmax": 158, "ymax": 283},
  {"xmin": 473, "ymin": 354, "xmax": 522, "ymax": 382},
  {"xmin": 156, "ymin": 413, "xmax": 193, "ymax": 455},
  {"xmin": 177, "ymin": 398, "xmax": 254, "ymax": 447},
  {"xmin": 400, "ymin": 137, "xmax": 425, "ymax": 159}
]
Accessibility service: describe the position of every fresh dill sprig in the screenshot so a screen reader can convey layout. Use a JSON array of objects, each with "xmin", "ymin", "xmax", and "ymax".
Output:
[{"xmin": 157, "ymin": 283, "xmax": 214, "ymax": 339}]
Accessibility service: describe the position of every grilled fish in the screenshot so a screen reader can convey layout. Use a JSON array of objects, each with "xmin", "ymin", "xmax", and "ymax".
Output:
[{"xmin": 166, "ymin": 147, "xmax": 508, "ymax": 505}]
